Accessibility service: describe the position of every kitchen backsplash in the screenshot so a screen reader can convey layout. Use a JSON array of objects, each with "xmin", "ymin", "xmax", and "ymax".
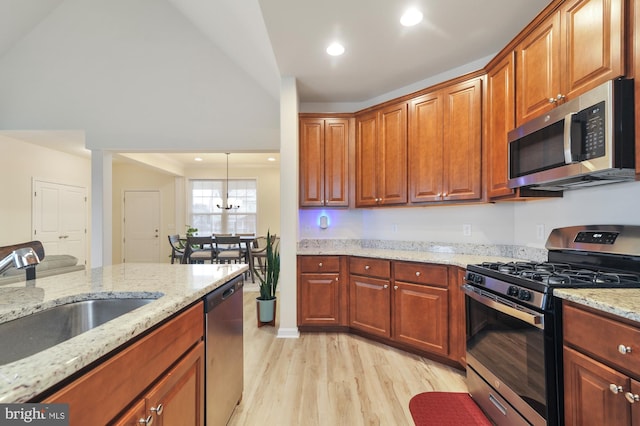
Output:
[{"xmin": 297, "ymin": 238, "xmax": 547, "ymax": 262}]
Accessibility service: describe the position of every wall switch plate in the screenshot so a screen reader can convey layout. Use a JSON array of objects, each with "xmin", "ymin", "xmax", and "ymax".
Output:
[
  {"xmin": 536, "ymin": 224, "xmax": 545, "ymax": 240},
  {"xmin": 392, "ymin": 223, "xmax": 398, "ymax": 232},
  {"xmin": 463, "ymin": 224, "xmax": 472, "ymax": 236}
]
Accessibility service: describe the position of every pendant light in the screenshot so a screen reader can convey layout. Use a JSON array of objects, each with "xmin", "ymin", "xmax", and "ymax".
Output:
[{"xmin": 217, "ymin": 153, "xmax": 240, "ymax": 210}]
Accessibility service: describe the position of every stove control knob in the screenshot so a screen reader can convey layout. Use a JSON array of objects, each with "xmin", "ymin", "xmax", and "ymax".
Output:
[
  {"xmin": 474, "ymin": 275, "xmax": 484, "ymax": 284},
  {"xmin": 508, "ymin": 286, "xmax": 520, "ymax": 297},
  {"xmin": 518, "ymin": 289, "xmax": 532, "ymax": 301}
]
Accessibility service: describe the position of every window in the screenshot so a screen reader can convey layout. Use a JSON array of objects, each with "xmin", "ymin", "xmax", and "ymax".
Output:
[{"xmin": 189, "ymin": 179, "xmax": 257, "ymax": 235}]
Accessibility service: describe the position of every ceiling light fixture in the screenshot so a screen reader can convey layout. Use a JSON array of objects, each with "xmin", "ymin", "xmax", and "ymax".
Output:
[
  {"xmin": 194, "ymin": 157, "xmax": 203, "ymax": 162},
  {"xmin": 326, "ymin": 42, "xmax": 345, "ymax": 56},
  {"xmin": 267, "ymin": 157, "xmax": 276, "ymax": 162},
  {"xmin": 216, "ymin": 153, "xmax": 240, "ymax": 210},
  {"xmin": 400, "ymin": 8, "xmax": 423, "ymax": 27}
]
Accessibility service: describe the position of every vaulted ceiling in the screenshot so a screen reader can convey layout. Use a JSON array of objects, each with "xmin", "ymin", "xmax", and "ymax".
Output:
[{"xmin": 0, "ymin": 0, "xmax": 550, "ymax": 165}]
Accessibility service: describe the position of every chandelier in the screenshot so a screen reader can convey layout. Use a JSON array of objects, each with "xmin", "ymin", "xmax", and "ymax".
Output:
[{"xmin": 217, "ymin": 153, "xmax": 240, "ymax": 210}]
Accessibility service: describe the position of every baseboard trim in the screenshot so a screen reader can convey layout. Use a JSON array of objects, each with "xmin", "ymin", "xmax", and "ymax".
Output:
[{"xmin": 277, "ymin": 327, "xmax": 300, "ymax": 339}]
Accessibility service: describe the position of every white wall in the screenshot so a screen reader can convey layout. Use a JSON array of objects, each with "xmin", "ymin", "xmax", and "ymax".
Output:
[
  {"xmin": 513, "ymin": 180, "xmax": 640, "ymax": 247},
  {"xmin": 0, "ymin": 134, "xmax": 91, "ymax": 247},
  {"xmin": 0, "ymin": 0, "xmax": 279, "ymax": 153}
]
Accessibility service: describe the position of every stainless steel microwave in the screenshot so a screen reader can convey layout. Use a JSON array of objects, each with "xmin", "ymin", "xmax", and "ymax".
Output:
[{"xmin": 508, "ymin": 78, "xmax": 635, "ymax": 192}]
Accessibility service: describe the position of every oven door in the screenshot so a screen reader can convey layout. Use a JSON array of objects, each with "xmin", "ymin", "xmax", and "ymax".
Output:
[{"xmin": 464, "ymin": 284, "xmax": 551, "ymax": 426}]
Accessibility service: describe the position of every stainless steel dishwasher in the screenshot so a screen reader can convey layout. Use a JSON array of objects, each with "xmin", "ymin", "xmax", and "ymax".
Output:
[{"xmin": 204, "ymin": 275, "xmax": 244, "ymax": 425}]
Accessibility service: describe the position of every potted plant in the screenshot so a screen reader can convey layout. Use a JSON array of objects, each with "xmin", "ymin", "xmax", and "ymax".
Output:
[{"xmin": 252, "ymin": 231, "xmax": 280, "ymax": 326}]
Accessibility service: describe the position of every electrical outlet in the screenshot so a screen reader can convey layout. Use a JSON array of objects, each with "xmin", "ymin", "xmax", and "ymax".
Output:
[
  {"xmin": 536, "ymin": 224, "xmax": 545, "ymax": 240},
  {"xmin": 463, "ymin": 224, "xmax": 472, "ymax": 236}
]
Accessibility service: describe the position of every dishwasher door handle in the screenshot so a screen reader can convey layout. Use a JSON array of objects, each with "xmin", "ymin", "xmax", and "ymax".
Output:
[{"xmin": 222, "ymin": 287, "xmax": 235, "ymax": 300}]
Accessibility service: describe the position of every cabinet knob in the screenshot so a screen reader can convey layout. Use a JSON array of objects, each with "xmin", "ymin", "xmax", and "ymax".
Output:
[
  {"xmin": 138, "ymin": 416, "xmax": 153, "ymax": 425},
  {"xmin": 318, "ymin": 262, "xmax": 323, "ymax": 267},
  {"xmin": 383, "ymin": 284, "xmax": 388, "ymax": 289},
  {"xmin": 335, "ymin": 277, "xmax": 339, "ymax": 282},
  {"xmin": 394, "ymin": 285, "xmax": 398, "ymax": 290},
  {"xmin": 415, "ymin": 271, "xmax": 421, "ymax": 277},
  {"xmin": 365, "ymin": 265, "xmax": 370, "ymax": 270},
  {"xmin": 625, "ymin": 392, "xmax": 640, "ymax": 404},
  {"xmin": 618, "ymin": 344, "xmax": 632, "ymax": 355},
  {"xmin": 609, "ymin": 384, "xmax": 624, "ymax": 394},
  {"xmin": 150, "ymin": 404, "xmax": 164, "ymax": 416}
]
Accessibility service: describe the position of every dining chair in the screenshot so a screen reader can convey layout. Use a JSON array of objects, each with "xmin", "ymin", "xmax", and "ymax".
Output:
[
  {"xmin": 183, "ymin": 235, "xmax": 216, "ymax": 264},
  {"xmin": 214, "ymin": 235, "xmax": 243, "ymax": 264},
  {"xmin": 167, "ymin": 234, "xmax": 185, "ymax": 264}
]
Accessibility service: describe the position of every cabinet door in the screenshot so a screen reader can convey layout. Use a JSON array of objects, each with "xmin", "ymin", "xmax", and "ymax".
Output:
[
  {"xmin": 299, "ymin": 118, "xmax": 325, "ymax": 207},
  {"xmin": 112, "ymin": 400, "xmax": 149, "ymax": 426},
  {"xmin": 144, "ymin": 342, "xmax": 205, "ymax": 426},
  {"xmin": 408, "ymin": 91, "xmax": 444, "ymax": 202},
  {"xmin": 324, "ymin": 119, "xmax": 350, "ymax": 207},
  {"xmin": 563, "ymin": 346, "xmax": 630, "ymax": 426},
  {"xmin": 442, "ymin": 78, "xmax": 482, "ymax": 201},
  {"xmin": 561, "ymin": 0, "xmax": 624, "ymax": 99},
  {"xmin": 349, "ymin": 274, "xmax": 391, "ymax": 338},
  {"xmin": 516, "ymin": 10, "xmax": 562, "ymax": 125},
  {"xmin": 392, "ymin": 281, "xmax": 448, "ymax": 356},
  {"xmin": 485, "ymin": 53, "xmax": 516, "ymax": 199},
  {"xmin": 378, "ymin": 102, "xmax": 408, "ymax": 205},
  {"xmin": 298, "ymin": 272, "xmax": 341, "ymax": 326},
  {"xmin": 356, "ymin": 112, "xmax": 379, "ymax": 207},
  {"xmin": 632, "ymin": 379, "xmax": 640, "ymax": 426}
]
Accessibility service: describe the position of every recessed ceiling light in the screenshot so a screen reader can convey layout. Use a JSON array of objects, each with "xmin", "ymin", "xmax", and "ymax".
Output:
[
  {"xmin": 194, "ymin": 157, "xmax": 203, "ymax": 162},
  {"xmin": 267, "ymin": 157, "xmax": 276, "ymax": 162},
  {"xmin": 326, "ymin": 42, "xmax": 345, "ymax": 56},
  {"xmin": 400, "ymin": 8, "xmax": 423, "ymax": 27}
]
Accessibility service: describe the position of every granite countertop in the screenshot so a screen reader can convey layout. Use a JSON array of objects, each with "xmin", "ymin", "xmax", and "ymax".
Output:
[
  {"xmin": 296, "ymin": 246, "xmax": 521, "ymax": 269},
  {"xmin": 554, "ymin": 288, "xmax": 640, "ymax": 323},
  {"xmin": 0, "ymin": 262, "xmax": 247, "ymax": 403}
]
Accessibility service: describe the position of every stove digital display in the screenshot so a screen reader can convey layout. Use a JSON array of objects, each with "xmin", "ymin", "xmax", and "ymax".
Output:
[{"xmin": 574, "ymin": 231, "xmax": 619, "ymax": 245}]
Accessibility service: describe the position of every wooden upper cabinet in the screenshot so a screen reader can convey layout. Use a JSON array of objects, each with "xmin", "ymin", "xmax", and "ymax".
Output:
[
  {"xmin": 355, "ymin": 103, "xmax": 408, "ymax": 207},
  {"xmin": 517, "ymin": 10, "xmax": 562, "ymax": 124},
  {"xmin": 299, "ymin": 117, "xmax": 349, "ymax": 207},
  {"xmin": 442, "ymin": 77, "xmax": 482, "ymax": 201},
  {"xmin": 485, "ymin": 53, "xmax": 516, "ymax": 199},
  {"xmin": 409, "ymin": 91, "xmax": 444, "ymax": 203},
  {"xmin": 516, "ymin": 0, "xmax": 625, "ymax": 125},
  {"xmin": 408, "ymin": 76, "xmax": 482, "ymax": 203}
]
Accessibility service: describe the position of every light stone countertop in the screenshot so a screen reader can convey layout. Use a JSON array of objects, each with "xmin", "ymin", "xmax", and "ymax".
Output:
[
  {"xmin": 554, "ymin": 288, "xmax": 640, "ymax": 323},
  {"xmin": 0, "ymin": 262, "xmax": 247, "ymax": 403},
  {"xmin": 297, "ymin": 246, "xmax": 521, "ymax": 269}
]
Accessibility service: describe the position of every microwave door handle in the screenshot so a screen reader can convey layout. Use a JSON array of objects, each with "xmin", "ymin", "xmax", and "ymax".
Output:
[{"xmin": 563, "ymin": 112, "xmax": 579, "ymax": 164}]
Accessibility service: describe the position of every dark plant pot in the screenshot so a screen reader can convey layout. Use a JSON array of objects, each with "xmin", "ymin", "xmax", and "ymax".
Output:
[{"xmin": 256, "ymin": 297, "xmax": 276, "ymax": 327}]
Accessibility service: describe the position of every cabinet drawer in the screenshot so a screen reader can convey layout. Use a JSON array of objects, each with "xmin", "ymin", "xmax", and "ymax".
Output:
[
  {"xmin": 349, "ymin": 257, "xmax": 390, "ymax": 279},
  {"xmin": 298, "ymin": 256, "xmax": 341, "ymax": 273},
  {"xmin": 394, "ymin": 262, "xmax": 448, "ymax": 287},
  {"xmin": 563, "ymin": 303, "xmax": 640, "ymax": 374}
]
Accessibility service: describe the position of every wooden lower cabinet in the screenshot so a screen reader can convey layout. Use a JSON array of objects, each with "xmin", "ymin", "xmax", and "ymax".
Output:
[
  {"xmin": 563, "ymin": 302, "xmax": 640, "ymax": 426},
  {"xmin": 350, "ymin": 273, "xmax": 392, "ymax": 338},
  {"xmin": 42, "ymin": 303, "xmax": 204, "ymax": 425},
  {"xmin": 297, "ymin": 255, "xmax": 348, "ymax": 327}
]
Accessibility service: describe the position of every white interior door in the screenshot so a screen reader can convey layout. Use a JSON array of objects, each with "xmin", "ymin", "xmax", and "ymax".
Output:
[
  {"xmin": 123, "ymin": 190, "xmax": 161, "ymax": 263},
  {"xmin": 33, "ymin": 180, "xmax": 87, "ymax": 266}
]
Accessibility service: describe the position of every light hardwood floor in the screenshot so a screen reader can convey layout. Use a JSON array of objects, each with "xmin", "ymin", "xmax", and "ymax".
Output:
[{"xmin": 228, "ymin": 292, "xmax": 468, "ymax": 425}]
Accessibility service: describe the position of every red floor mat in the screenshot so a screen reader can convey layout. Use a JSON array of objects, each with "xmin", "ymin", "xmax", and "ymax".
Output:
[{"xmin": 409, "ymin": 392, "xmax": 492, "ymax": 426}]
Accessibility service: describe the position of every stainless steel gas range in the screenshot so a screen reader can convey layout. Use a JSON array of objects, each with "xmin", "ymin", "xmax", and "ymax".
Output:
[{"xmin": 463, "ymin": 225, "xmax": 640, "ymax": 426}]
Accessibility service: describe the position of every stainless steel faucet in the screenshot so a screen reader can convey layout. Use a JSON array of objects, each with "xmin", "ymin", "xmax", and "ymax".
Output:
[{"xmin": 0, "ymin": 247, "xmax": 40, "ymax": 277}]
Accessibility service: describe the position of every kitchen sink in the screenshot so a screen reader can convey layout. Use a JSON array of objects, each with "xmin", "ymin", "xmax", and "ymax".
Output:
[{"xmin": 0, "ymin": 298, "xmax": 157, "ymax": 365}]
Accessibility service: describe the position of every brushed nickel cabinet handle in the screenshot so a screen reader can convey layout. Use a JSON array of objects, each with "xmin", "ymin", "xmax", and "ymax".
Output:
[
  {"xmin": 318, "ymin": 262, "xmax": 323, "ymax": 267},
  {"xmin": 394, "ymin": 285, "xmax": 398, "ymax": 290},
  {"xmin": 625, "ymin": 392, "xmax": 640, "ymax": 404},
  {"xmin": 138, "ymin": 416, "xmax": 153, "ymax": 425},
  {"xmin": 383, "ymin": 284, "xmax": 388, "ymax": 289},
  {"xmin": 610, "ymin": 384, "xmax": 624, "ymax": 394},
  {"xmin": 365, "ymin": 265, "xmax": 370, "ymax": 270},
  {"xmin": 618, "ymin": 344, "xmax": 632, "ymax": 355},
  {"xmin": 415, "ymin": 271, "xmax": 421, "ymax": 277},
  {"xmin": 150, "ymin": 404, "xmax": 163, "ymax": 416}
]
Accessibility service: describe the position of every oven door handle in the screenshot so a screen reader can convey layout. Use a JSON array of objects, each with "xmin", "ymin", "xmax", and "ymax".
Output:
[{"xmin": 463, "ymin": 285, "xmax": 544, "ymax": 329}]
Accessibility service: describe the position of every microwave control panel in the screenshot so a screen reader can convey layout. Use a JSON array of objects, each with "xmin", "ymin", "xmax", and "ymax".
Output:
[{"xmin": 574, "ymin": 100, "xmax": 606, "ymax": 160}]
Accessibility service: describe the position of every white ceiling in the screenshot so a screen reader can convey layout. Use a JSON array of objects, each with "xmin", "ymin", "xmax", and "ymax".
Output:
[{"xmin": 1, "ymin": 0, "xmax": 551, "ymax": 166}]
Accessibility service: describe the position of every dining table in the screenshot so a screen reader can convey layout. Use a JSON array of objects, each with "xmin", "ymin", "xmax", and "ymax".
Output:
[{"xmin": 181, "ymin": 235, "xmax": 256, "ymax": 282}]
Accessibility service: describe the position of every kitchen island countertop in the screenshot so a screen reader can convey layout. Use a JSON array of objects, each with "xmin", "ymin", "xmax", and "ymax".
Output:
[
  {"xmin": 554, "ymin": 288, "xmax": 640, "ymax": 323},
  {"xmin": 0, "ymin": 262, "xmax": 247, "ymax": 403}
]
